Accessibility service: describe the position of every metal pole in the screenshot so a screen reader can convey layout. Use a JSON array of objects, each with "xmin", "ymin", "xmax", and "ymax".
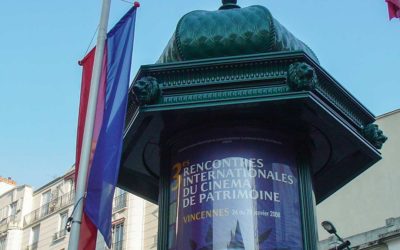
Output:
[{"xmin": 68, "ymin": 0, "xmax": 111, "ymax": 249}]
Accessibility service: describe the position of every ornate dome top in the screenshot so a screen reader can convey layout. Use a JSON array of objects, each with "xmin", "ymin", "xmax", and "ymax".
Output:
[{"xmin": 158, "ymin": 1, "xmax": 318, "ymax": 63}]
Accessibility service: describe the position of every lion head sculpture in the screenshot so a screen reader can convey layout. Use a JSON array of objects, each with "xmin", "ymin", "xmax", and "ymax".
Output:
[
  {"xmin": 287, "ymin": 62, "xmax": 318, "ymax": 91},
  {"xmin": 362, "ymin": 124, "xmax": 387, "ymax": 149},
  {"xmin": 132, "ymin": 76, "xmax": 160, "ymax": 105}
]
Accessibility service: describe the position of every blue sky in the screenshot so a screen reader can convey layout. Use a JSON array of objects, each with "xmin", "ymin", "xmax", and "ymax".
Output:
[{"xmin": 0, "ymin": 0, "xmax": 399, "ymax": 189}]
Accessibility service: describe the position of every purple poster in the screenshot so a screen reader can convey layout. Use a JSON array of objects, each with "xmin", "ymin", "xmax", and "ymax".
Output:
[{"xmin": 168, "ymin": 134, "xmax": 303, "ymax": 250}]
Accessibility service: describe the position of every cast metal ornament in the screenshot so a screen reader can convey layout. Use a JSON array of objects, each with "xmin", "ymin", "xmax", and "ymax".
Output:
[
  {"xmin": 287, "ymin": 62, "xmax": 318, "ymax": 91},
  {"xmin": 132, "ymin": 76, "xmax": 160, "ymax": 106},
  {"xmin": 362, "ymin": 123, "xmax": 387, "ymax": 149},
  {"xmin": 219, "ymin": 0, "xmax": 240, "ymax": 9}
]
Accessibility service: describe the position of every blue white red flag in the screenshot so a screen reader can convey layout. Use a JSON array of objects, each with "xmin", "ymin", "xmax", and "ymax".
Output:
[{"xmin": 75, "ymin": 3, "xmax": 139, "ymax": 249}]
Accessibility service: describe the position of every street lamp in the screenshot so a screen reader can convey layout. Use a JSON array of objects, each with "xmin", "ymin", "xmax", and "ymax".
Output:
[
  {"xmin": 322, "ymin": 221, "xmax": 337, "ymax": 234},
  {"xmin": 321, "ymin": 221, "xmax": 351, "ymax": 250}
]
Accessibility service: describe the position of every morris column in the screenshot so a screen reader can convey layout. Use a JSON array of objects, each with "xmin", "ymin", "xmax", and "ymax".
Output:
[{"xmin": 118, "ymin": 1, "xmax": 387, "ymax": 249}]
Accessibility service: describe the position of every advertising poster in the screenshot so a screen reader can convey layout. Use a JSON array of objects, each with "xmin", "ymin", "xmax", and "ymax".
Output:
[{"xmin": 168, "ymin": 134, "xmax": 303, "ymax": 250}]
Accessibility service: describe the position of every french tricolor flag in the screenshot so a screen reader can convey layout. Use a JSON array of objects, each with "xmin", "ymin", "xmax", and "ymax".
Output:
[{"xmin": 75, "ymin": 3, "xmax": 139, "ymax": 249}]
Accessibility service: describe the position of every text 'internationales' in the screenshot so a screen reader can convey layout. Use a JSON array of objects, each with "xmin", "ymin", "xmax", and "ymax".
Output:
[{"xmin": 179, "ymin": 157, "xmax": 295, "ymax": 208}]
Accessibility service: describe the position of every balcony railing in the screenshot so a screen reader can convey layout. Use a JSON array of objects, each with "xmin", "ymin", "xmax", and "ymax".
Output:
[
  {"xmin": 113, "ymin": 193, "xmax": 127, "ymax": 211},
  {"xmin": 0, "ymin": 215, "xmax": 20, "ymax": 233},
  {"xmin": 25, "ymin": 242, "xmax": 38, "ymax": 250},
  {"xmin": 53, "ymin": 229, "xmax": 67, "ymax": 241},
  {"xmin": 24, "ymin": 191, "xmax": 74, "ymax": 226}
]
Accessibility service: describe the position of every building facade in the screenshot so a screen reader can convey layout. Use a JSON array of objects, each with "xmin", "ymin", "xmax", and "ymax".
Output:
[
  {"xmin": 0, "ymin": 167, "xmax": 158, "ymax": 250},
  {"xmin": 0, "ymin": 178, "xmax": 33, "ymax": 250},
  {"xmin": 95, "ymin": 189, "xmax": 158, "ymax": 250},
  {"xmin": 21, "ymin": 167, "xmax": 74, "ymax": 250},
  {"xmin": 317, "ymin": 109, "xmax": 400, "ymax": 249}
]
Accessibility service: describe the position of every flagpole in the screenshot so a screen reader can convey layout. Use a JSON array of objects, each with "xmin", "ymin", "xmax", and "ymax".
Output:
[{"xmin": 68, "ymin": 0, "xmax": 111, "ymax": 249}]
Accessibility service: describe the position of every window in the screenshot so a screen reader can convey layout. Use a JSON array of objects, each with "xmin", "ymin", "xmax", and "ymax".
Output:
[
  {"xmin": 42, "ymin": 190, "xmax": 52, "ymax": 205},
  {"xmin": 30, "ymin": 225, "xmax": 40, "ymax": 250},
  {"xmin": 9, "ymin": 202, "xmax": 17, "ymax": 218},
  {"xmin": 64, "ymin": 179, "xmax": 73, "ymax": 193},
  {"xmin": 56, "ymin": 184, "xmax": 63, "ymax": 195},
  {"xmin": 113, "ymin": 189, "xmax": 126, "ymax": 210},
  {"xmin": 59, "ymin": 213, "xmax": 68, "ymax": 237},
  {"xmin": 0, "ymin": 236, "xmax": 6, "ymax": 250},
  {"xmin": 0, "ymin": 206, "xmax": 8, "ymax": 221},
  {"xmin": 113, "ymin": 223, "xmax": 124, "ymax": 250},
  {"xmin": 41, "ymin": 190, "xmax": 51, "ymax": 217},
  {"xmin": 114, "ymin": 188, "xmax": 125, "ymax": 197},
  {"xmin": 54, "ymin": 213, "xmax": 68, "ymax": 241}
]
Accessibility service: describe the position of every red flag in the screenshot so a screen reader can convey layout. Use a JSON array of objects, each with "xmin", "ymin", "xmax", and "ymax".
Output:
[
  {"xmin": 386, "ymin": 0, "xmax": 400, "ymax": 19},
  {"xmin": 75, "ymin": 47, "xmax": 107, "ymax": 250}
]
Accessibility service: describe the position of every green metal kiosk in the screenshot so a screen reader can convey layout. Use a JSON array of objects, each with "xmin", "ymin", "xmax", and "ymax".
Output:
[{"xmin": 118, "ymin": 1, "xmax": 387, "ymax": 249}]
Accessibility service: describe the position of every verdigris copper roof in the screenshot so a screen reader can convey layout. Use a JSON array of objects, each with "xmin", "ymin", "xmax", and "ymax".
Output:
[{"xmin": 158, "ymin": 0, "xmax": 318, "ymax": 63}]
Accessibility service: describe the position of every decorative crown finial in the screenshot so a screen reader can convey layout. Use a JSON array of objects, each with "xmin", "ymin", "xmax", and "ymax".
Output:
[
  {"xmin": 219, "ymin": 0, "xmax": 240, "ymax": 10},
  {"xmin": 223, "ymin": 0, "xmax": 237, "ymax": 4}
]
